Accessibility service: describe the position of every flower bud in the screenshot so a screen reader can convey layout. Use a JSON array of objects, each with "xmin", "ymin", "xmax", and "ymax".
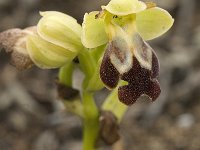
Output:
[
  {"xmin": 100, "ymin": 32, "xmax": 161, "ymax": 105},
  {"xmin": 38, "ymin": 11, "xmax": 83, "ymax": 52},
  {"xmin": 26, "ymin": 11, "xmax": 83, "ymax": 69},
  {"xmin": 26, "ymin": 34, "xmax": 77, "ymax": 69},
  {"xmin": 0, "ymin": 27, "xmax": 36, "ymax": 70}
]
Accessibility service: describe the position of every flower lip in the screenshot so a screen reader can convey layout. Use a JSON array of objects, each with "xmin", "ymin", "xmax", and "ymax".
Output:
[
  {"xmin": 100, "ymin": 42, "xmax": 120, "ymax": 89},
  {"xmin": 132, "ymin": 33, "xmax": 153, "ymax": 70},
  {"xmin": 110, "ymin": 37, "xmax": 133, "ymax": 74},
  {"xmin": 100, "ymin": 33, "xmax": 161, "ymax": 105},
  {"xmin": 118, "ymin": 52, "xmax": 161, "ymax": 105}
]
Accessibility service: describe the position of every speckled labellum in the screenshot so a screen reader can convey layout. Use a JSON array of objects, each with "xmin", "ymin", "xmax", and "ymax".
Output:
[{"xmin": 100, "ymin": 33, "xmax": 161, "ymax": 105}]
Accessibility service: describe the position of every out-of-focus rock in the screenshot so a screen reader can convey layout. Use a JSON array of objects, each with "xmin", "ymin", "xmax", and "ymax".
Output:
[
  {"xmin": 194, "ymin": 26, "xmax": 200, "ymax": 47},
  {"xmin": 33, "ymin": 131, "xmax": 59, "ymax": 150},
  {"xmin": 156, "ymin": 0, "xmax": 179, "ymax": 10},
  {"xmin": 8, "ymin": 110, "xmax": 28, "ymax": 131},
  {"xmin": 176, "ymin": 113, "xmax": 195, "ymax": 128},
  {"xmin": 61, "ymin": 141, "xmax": 82, "ymax": 150},
  {"xmin": 0, "ymin": 0, "xmax": 13, "ymax": 8}
]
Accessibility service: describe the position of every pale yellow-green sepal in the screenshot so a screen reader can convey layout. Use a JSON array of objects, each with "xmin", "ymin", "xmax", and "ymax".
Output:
[
  {"xmin": 81, "ymin": 11, "xmax": 108, "ymax": 48},
  {"xmin": 38, "ymin": 11, "xmax": 82, "ymax": 52},
  {"xmin": 27, "ymin": 35, "xmax": 76, "ymax": 69},
  {"xmin": 136, "ymin": 7, "xmax": 174, "ymax": 40},
  {"xmin": 102, "ymin": 0, "xmax": 146, "ymax": 16}
]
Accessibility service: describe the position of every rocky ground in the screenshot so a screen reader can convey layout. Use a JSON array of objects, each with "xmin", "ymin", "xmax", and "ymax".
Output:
[{"xmin": 1, "ymin": 0, "xmax": 200, "ymax": 150}]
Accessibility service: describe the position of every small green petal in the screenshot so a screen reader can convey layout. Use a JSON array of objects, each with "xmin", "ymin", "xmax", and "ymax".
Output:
[
  {"xmin": 102, "ymin": 0, "xmax": 146, "ymax": 16},
  {"xmin": 81, "ymin": 11, "xmax": 108, "ymax": 48},
  {"xmin": 27, "ymin": 35, "xmax": 76, "ymax": 69},
  {"xmin": 136, "ymin": 7, "xmax": 174, "ymax": 40},
  {"xmin": 38, "ymin": 11, "xmax": 82, "ymax": 52}
]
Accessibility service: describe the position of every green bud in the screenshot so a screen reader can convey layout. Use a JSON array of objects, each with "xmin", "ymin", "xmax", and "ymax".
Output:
[
  {"xmin": 38, "ymin": 11, "xmax": 83, "ymax": 52},
  {"xmin": 27, "ymin": 34, "xmax": 77, "ymax": 69},
  {"xmin": 25, "ymin": 11, "xmax": 84, "ymax": 69}
]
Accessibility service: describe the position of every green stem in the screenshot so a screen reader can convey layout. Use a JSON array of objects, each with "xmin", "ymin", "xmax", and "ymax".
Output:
[
  {"xmin": 58, "ymin": 63, "xmax": 83, "ymax": 117},
  {"xmin": 102, "ymin": 81, "xmax": 128, "ymax": 122},
  {"xmin": 86, "ymin": 58, "xmax": 104, "ymax": 91},
  {"xmin": 78, "ymin": 48, "xmax": 96, "ymax": 78},
  {"xmin": 58, "ymin": 63, "xmax": 74, "ymax": 86},
  {"xmin": 78, "ymin": 48, "xmax": 98, "ymax": 91},
  {"xmin": 82, "ymin": 91, "xmax": 99, "ymax": 150},
  {"xmin": 78, "ymin": 47, "xmax": 105, "ymax": 149}
]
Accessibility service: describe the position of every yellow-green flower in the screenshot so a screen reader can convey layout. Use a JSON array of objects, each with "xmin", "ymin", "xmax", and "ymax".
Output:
[
  {"xmin": 82, "ymin": 0, "xmax": 174, "ymax": 48},
  {"xmin": 27, "ymin": 11, "xmax": 83, "ymax": 69},
  {"xmin": 81, "ymin": 0, "xmax": 174, "ymax": 105}
]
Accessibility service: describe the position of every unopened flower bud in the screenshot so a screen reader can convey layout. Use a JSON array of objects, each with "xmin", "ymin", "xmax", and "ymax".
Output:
[
  {"xmin": 0, "ymin": 27, "xmax": 36, "ymax": 70},
  {"xmin": 25, "ymin": 11, "xmax": 83, "ymax": 69},
  {"xmin": 26, "ymin": 34, "xmax": 77, "ymax": 69},
  {"xmin": 38, "ymin": 11, "xmax": 83, "ymax": 52}
]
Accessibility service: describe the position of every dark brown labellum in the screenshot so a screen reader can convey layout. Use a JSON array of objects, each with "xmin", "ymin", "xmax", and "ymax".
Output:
[
  {"xmin": 100, "ymin": 43, "xmax": 120, "ymax": 89},
  {"xmin": 118, "ymin": 52, "xmax": 161, "ymax": 105},
  {"xmin": 100, "ymin": 34, "xmax": 161, "ymax": 105}
]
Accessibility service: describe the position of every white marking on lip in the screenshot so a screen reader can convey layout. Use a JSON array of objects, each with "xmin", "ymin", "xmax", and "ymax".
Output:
[
  {"xmin": 132, "ymin": 33, "xmax": 152, "ymax": 70},
  {"xmin": 110, "ymin": 37, "xmax": 133, "ymax": 74}
]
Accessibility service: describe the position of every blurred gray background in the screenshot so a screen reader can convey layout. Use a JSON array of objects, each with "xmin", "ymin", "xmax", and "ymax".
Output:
[{"xmin": 0, "ymin": 0, "xmax": 200, "ymax": 150}]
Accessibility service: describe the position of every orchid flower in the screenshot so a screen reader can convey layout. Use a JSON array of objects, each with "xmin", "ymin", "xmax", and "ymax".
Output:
[
  {"xmin": 81, "ymin": 0, "xmax": 174, "ymax": 105},
  {"xmin": 0, "ymin": 1, "xmax": 175, "ymax": 148}
]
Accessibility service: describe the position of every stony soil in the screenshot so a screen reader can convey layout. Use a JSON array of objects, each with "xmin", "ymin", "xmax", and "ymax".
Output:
[{"xmin": 1, "ymin": 0, "xmax": 200, "ymax": 150}]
